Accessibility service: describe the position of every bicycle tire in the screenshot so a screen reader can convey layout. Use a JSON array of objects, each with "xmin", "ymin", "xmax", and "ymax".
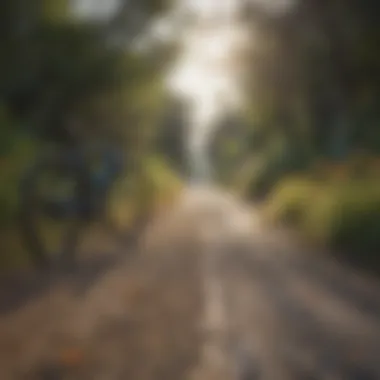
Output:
[{"xmin": 18, "ymin": 150, "xmax": 90, "ymax": 269}]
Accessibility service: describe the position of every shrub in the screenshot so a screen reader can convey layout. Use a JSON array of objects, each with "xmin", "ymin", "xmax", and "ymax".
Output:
[
  {"xmin": 0, "ymin": 135, "xmax": 39, "ymax": 270},
  {"xmin": 265, "ymin": 176, "xmax": 380, "ymax": 268},
  {"xmin": 303, "ymin": 181, "xmax": 380, "ymax": 255},
  {"xmin": 0, "ymin": 136, "xmax": 38, "ymax": 225},
  {"xmin": 264, "ymin": 177, "xmax": 322, "ymax": 226},
  {"xmin": 108, "ymin": 155, "xmax": 182, "ymax": 229}
]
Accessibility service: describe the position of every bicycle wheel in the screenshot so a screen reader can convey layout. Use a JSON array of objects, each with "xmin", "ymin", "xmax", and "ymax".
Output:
[{"xmin": 18, "ymin": 151, "xmax": 90, "ymax": 270}]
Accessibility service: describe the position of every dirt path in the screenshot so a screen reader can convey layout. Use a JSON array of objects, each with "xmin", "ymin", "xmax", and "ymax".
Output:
[
  {"xmin": 0, "ymin": 211, "xmax": 202, "ymax": 379},
  {"xmin": 208, "ymin": 233, "xmax": 380, "ymax": 380},
  {"xmin": 1, "ymin": 187, "xmax": 380, "ymax": 380},
  {"xmin": 189, "ymin": 188, "xmax": 380, "ymax": 380}
]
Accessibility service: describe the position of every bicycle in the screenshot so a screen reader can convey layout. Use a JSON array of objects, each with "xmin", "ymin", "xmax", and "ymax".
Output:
[{"xmin": 18, "ymin": 143, "xmax": 127, "ymax": 270}]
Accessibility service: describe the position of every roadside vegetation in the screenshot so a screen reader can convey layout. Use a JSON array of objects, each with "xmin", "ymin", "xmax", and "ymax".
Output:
[{"xmin": 0, "ymin": 0, "xmax": 180, "ymax": 270}]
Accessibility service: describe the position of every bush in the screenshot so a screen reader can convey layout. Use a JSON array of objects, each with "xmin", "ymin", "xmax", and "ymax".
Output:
[
  {"xmin": 0, "ymin": 135, "xmax": 40, "ymax": 270},
  {"xmin": 264, "ymin": 177, "xmax": 322, "ymax": 226},
  {"xmin": 265, "ymin": 176, "xmax": 380, "ymax": 267},
  {"xmin": 108, "ymin": 155, "xmax": 183, "ymax": 229},
  {"xmin": 0, "ymin": 136, "xmax": 38, "ymax": 225},
  {"xmin": 0, "ymin": 144, "xmax": 182, "ymax": 271},
  {"xmin": 303, "ymin": 181, "xmax": 380, "ymax": 254},
  {"xmin": 310, "ymin": 155, "xmax": 380, "ymax": 181}
]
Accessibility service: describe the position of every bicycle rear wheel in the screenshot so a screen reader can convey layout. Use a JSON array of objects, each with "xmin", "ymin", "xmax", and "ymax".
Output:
[{"xmin": 18, "ymin": 151, "xmax": 90, "ymax": 270}]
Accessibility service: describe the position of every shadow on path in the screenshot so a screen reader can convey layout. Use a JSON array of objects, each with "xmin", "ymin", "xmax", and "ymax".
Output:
[{"xmin": 0, "ymin": 252, "xmax": 127, "ymax": 316}]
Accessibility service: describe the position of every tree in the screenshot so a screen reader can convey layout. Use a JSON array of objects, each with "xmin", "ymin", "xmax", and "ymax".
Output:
[
  {"xmin": 0, "ymin": 0, "xmax": 169, "ymax": 146},
  {"xmin": 239, "ymin": 0, "xmax": 380, "ymax": 199}
]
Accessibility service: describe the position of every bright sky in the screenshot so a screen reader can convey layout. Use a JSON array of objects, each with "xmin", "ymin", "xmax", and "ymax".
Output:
[
  {"xmin": 181, "ymin": 0, "xmax": 241, "ymax": 19},
  {"xmin": 165, "ymin": 0, "xmax": 297, "ymax": 182},
  {"xmin": 167, "ymin": 0, "xmax": 297, "ymax": 106},
  {"xmin": 71, "ymin": 0, "xmax": 120, "ymax": 20},
  {"xmin": 72, "ymin": 0, "xmax": 296, "ymax": 21},
  {"xmin": 73, "ymin": 0, "xmax": 297, "ymax": 183},
  {"xmin": 180, "ymin": 0, "xmax": 296, "ymax": 19}
]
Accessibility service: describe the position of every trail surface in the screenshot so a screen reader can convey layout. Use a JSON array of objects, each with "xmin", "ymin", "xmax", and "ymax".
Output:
[{"xmin": 1, "ymin": 187, "xmax": 380, "ymax": 380}]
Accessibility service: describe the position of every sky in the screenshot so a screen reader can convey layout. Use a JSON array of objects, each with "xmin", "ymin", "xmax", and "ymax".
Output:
[
  {"xmin": 164, "ymin": 0, "xmax": 297, "ymax": 182},
  {"xmin": 71, "ymin": 0, "xmax": 297, "ymax": 182},
  {"xmin": 71, "ymin": 0, "xmax": 120, "ymax": 20},
  {"xmin": 72, "ymin": 0, "xmax": 297, "ymax": 22}
]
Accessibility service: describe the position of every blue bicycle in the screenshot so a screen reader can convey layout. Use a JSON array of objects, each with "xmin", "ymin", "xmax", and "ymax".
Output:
[{"xmin": 18, "ymin": 143, "xmax": 126, "ymax": 269}]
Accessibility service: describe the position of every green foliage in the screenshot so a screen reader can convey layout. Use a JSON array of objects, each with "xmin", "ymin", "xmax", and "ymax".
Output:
[
  {"xmin": 264, "ymin": 177, "xmax": 322, "ymax": 226},
  {"xmin": 40, "ymin": 0, "xmax": 70, "ymax": 23},
  {"xmin": 240, "ymin": 0, "xmax": 380, "ymax": 191},
  {"xmin": 0, "ymin": 135, "xmax": 38, "ymax": 225},
  {"xmin": 264, "ymin": 175, "xmax": 380, "ymax": 268},
  {"xmin": 0, "ymin": 105, "xmax": 16, "ymax": 155},
  {"xmin": 238, "ymin": 130, "xmax": 312, "ymax": 201},
  {"xmin": 108, "ymin": 155, "xmax": 182, "ymax": 229},
  {"xmin": 303, "ymin": 181, "xmax": 380, "ymax": 252},
  {"xmin": 0, "ymin": 0, "xmax": 168, "ymax": 144},
  {"xmin": 0, "ymin": 133, "xmax": 41, "ymax": 270},
  {"xmin": 0, "ymin": 0, "xmax": 177, "ymax": 272}
]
